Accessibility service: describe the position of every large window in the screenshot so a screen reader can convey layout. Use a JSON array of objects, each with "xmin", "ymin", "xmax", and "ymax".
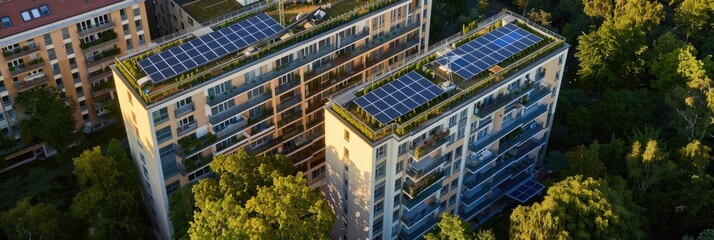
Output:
[
  {"xmin": 375, "ymin": 162, "xmax": 386, "ymax": 180},
  {"xmin": 155, "ymin": 126, "xmax": 172, "ymax": 144},
  {"xmin": 152, "ymin": 107, "xmax": 169, "ymax": 124}
]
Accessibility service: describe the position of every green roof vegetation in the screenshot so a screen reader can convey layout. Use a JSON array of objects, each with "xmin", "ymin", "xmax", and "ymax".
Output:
[
  {"xmin": 116, "ymin": 0, "xmax": 406, "ymax": 105},
  {"xmin": 180, "ymin": 0, "xmax": 244, "ymax": 22},
  {"xmin": 330, "ymin": 16, "xmax": 565, "ymax": 142}
]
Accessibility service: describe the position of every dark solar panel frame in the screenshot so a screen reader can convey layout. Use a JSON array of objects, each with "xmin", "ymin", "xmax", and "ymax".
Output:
[
  {"xmin": 507, "ymin": 179, "xmax": 545, "ymax": 203},
  {"xmin": 139, "ymin": 14, "xmax": 284, "ymax": 83},
  {"xmin": 437, "ymin": 24, "xmax": 543, "ymax": 80},
  {"xmin": 353, "ymin": 71, "xmax": 446, "ymax": 125}
]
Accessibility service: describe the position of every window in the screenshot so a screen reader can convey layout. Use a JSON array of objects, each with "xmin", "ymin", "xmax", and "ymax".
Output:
[
  {"xmin": 376, "ymin": 145, "xmax": 386, "ymax": 159},
  {"xmin": 393, "ymin": 209, "xmax": 400, "ymax": 220},
  {"xmin": 375, "ymin": 162, "xmax": 386, "ymax": 180},
  {"xmin": 152, "ymin": 107, "xmax": 169, "ymax": 124},
  {"xmin": 373, "ymin": 217, "xmax": 383, "ymax": 233},
  {"xmin": 393, "ymin": 194, "xmax": 400, "ymax": 207},
  {"xmin": 176, "ymin": 96, "xmax": 193, "ymax": 109},
  {"xmin": 374, "ymin": 182, "xmax": 385, "ymax": 200},
  {"xmin": 395, "ymin": 178, "xmax": 401, "ymax": 188},
  {"xmin": 398, "ymin": 143, "xmax": 407, "ymax": 155},
  {"xmin": 449, "ymin": 195, "xmax": 457, "ymax": 206},
  {"xmin": 451, "ymin": 179, "xmax": 459, "ymax": 190},
  {"xmin": 1, "ymin": 16, "xmax": 12, "ymax": 28},
  {"xmin": 374, "ymin": 201, "xmax": 383, "ymax": 214},
  {"xmin": 395, "ymin": 159, "xmax": 403, "ymax": 173},
  {"xmin": 39, "ymin": 5, "xmax": 51, "ymax": 16},
  {"xmin": 343, "ymin": 147, "xmax": 349, "ymax": 159},
  {"xmin": 344, "ymin": 130, "xmax": 350, "ymax": 141},
  {"xmin": 449, "ymin": 115, "xmax": 458, "ymax": 126},
  {"xmin": 155, "ymin": 126, "xmax": 172, "ymax": 143},
  {"xmin": 455, "ymin": 146, "xmax": 463, "ymax": 159},
  {"xmin": 441, "ymin": 185, "xmax": 448, "ymax": 194},
  {"xmin": 21, "ymin": 11, "xmax": 31, "ymax": 21}
]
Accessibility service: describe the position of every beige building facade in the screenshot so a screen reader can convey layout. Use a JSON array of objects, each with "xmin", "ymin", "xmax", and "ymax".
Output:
[
  {"xmin": 324, "ymin": 12, "xmax": 568, "ymax": 239},
  {"xmin": 0, "ymin": 0, "xmax": 150, "ymax": 169},
  {"xmin": 113, "ymin": 0, "xmax": 432, "ymax": 238}
]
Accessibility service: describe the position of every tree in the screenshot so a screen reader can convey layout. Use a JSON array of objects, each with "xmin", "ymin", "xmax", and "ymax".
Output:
[
  {"xmin": 241, "ymin": 174, "xmax": 335, "ymax": 239},
  {"xmin": 0, "ymin": 198, "xmax": 70, "ymax": 240},
  {"xmin": 424, "ymin": 213, "xmax": 474, "ymax": 240},
  {"xmin": 591, "ymin": 89, "xmax": 658, "ymax": 139},
  {"xmin": 560, "ymin": 142, "xmax": 606, "ymax": 178},
  {"xmin": 575, "ymin": 21, "xmax": 649, "ymax": 90},
  {"xmin": 189, "ymin": 151, "xmax": 336, "ymax": 239},
  {"xmin": 527, "ymin": 9, "xmax": 552, "ymax": 26},
  {"xmin": 683, "ymin": 229, "xmax": 714, "ymax": 240},
  {"xmin": 679, "ymin": 140, "xmax": 711, "ymax": 171},
  {"xmin": 674, "ymin": 0, "xmax": 713, "ymax": 41},
  {"xmin": 0, "ymin": 167, "xmax": 65, "ymax": 210},
  {"xmin": 13, "ymin": 87, "xmax": 78, "ymax": 158},
  {"xmin": 169, "ymin": 185, "xmax": 194, "ymax": 240},
  {"xmin": 625, "ymin": 140, "xmax": 676, "ymax": 192},
  {"xmin": 510, "ymin": 176, "xmax": 644, "ymax": 239},
  {"xmin": 71, "ymin": 144, "xmax": 149, "ymax": 239}
]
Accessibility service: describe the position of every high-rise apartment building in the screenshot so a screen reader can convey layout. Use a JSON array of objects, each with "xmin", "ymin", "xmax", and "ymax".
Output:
[
  {"xmin": 112, "ymin": 0, "xmax": 431, "ymax": 238},
  {"xmin": 324, "ymin": 11, "xmax": 568, "ymax": 239},
  {"xmin": 152, "ymin": 0, "xmax": 262, "ymax": 37},
  {"xmin": 0, "ymin": 0, "xmax": 150, "ymax": 168}
]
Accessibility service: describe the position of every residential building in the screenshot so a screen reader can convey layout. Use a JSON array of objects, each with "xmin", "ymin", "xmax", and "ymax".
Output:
[
  {"xmin": 112, "ymin": 0, "xmax": 432, "ymax": 238},
  {"xmin": 152, "ymin": 0, "xmax": 258, "ymax": 37},
  {"xmin": 0, "ymin": 0, "xmax": 150, "ymax": 169},
  {"xmin": 324, "ymin": 11, "xmax": 568, "ymax": 239}
]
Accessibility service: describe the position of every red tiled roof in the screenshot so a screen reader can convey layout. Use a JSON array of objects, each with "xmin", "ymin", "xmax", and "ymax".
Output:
[{"xmin": 0, "ymin": 0, "xmax": 123, "ymax": 39}]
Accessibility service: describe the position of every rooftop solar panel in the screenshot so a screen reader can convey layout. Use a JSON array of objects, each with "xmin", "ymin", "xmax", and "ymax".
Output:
[
  {"xmin": 354, "ymin": 71, "xmax": 446, "ymax": 125},
  {"xmin": 507, "ymin": 179, "xmax": 545, "ymax": 203},
  {"xmin": 437, "ymin": 24, "xmax": 543, "ymax": 80},
  {"xmin": 138, "ymin": 13, "xmax": 284, "ymax": 83}
]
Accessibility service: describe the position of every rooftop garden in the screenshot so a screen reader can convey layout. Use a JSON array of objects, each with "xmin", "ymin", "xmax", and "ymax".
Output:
[
  {"xmin": 116, "ymin": 0, "xmax": 405, "ymax": 105},
  {"xmin": 181, "ymin": 0, "xmax": 244, "ymax": 22},
  {"xmin": 330, "ymin": 16, "xmax": 566, "ymax": 142}
]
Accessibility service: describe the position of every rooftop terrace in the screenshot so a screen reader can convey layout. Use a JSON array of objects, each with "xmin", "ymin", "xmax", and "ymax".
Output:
[
  {"xmin": 178, "ymin": 0, "xmax": 245, "ymax": 22},
  {"xmin": 329, "ymin": 11, "xmax": 567, "ymax": 142},
  {"xmin": 115, "ymin": 0, "xmax": 406, "ymax": 105}
]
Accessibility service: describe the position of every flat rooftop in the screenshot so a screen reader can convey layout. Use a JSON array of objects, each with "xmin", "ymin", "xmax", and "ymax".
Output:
[
  {"xmin": 0, "ymin": 0, "xmax": 123, "ymax": 38},
  {"xmin": 177, "ymin": 0, "xmax": 244, "ymax": 22},
  {"xmin": 115, "ymin": 0, "xmax": 407, "ymax": 105},
  {"xmin": 329, "ymin": 11, "xmax": 567, "ymax": 142}
]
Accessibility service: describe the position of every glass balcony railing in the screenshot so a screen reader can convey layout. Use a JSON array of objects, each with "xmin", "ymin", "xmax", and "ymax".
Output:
[
  {"xmin": 469, "ymin": 105, "xmax": 547, "ymax": 153},
  {"xmin": 409, "ymin": 130, "xmax": 449, "ymax": 159}
]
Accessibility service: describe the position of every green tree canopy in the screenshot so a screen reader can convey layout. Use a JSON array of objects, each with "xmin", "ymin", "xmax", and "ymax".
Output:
[
  {"xmin": 510, "ymin": 175, "xmax": 644, "ymax": 240},
  {"xmin": 71, "ymin": 141, "xmax": 149, "ymax": 239},
  {"xmin": 560, "ymin": 142, "xmax": 606, "ymax": 179},
  {"xmin": 0, "ymin": 198, "xmax": 70, "ymax": 240},
  {"xmin": 424, "ymin": 213, "xmax": 474, "ymax": 240},
  {"xmin": 13, "ymin": 87, "xmax": 77, "ymax": 157},
  {"xmin": 674, "ymin": 0, "xmax": 714, "ymax": 41},
  {"xmin": 626, "ymin": 140, "xmax": 677, "ymax": 192},
  {"xmin": 188, "ymin": 150, "xmax": 334, "ymax": 239}
]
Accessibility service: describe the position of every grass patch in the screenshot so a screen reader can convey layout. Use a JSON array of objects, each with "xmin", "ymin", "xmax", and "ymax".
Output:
[{"xmin": 182, "ymin": 0, "xmax": 244, "ymax": 22}]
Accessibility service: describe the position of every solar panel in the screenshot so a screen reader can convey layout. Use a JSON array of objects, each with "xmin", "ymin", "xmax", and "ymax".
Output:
[
  {"xmin": 139, "ymin": 13, "xmax": 284, "ymax": 83},
  {"xmin": 437, "ymin": 24, "xmax": 543, "ymax": 80},
  {"xmin": 354, "ymin": 71, "xmax": 446, "ymax": 125},
  {"xmin": 507, "ymin": 179, "xmax": 545, "ymax": 203}
]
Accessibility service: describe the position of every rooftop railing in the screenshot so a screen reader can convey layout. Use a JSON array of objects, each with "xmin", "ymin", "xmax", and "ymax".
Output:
[
  {"xmin": 116, "ymin": 0, "xmax": 407, "ymax": 105},
  {"xmin": 329, "ymin": 13, "xmax": 565, "ymax": 143}
]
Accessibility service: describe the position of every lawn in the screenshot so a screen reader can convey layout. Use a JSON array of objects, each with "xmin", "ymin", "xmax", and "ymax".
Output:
[{"xmin": 182, "ymin": 0, "xmax": 244, "ymax": 22}]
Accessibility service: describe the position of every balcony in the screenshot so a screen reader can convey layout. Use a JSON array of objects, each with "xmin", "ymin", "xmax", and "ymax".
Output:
[
  {"xmin": 91, "ymin": 79, "xmax": 114, "ymax": 96},
  {"xmin": 89, "ymin": 68, "xmax": 113, "ymax": 83},
  {"xmin": 78, "ymin": 21, "xmax": 115, "ymax": 37},
  {"xmin": 275, "ymin": 80, "xmax": 300, "ymax": 95},
  {"xmin": 277, "ymin": 95, "xmax": 301, "ymax": 112},
  {"xmin": 283, "ymin": 127, "xmax": 325, "ymax": 155},
  {"xmin": 469, "ymin": 105, "xmax": 547, "ymax": 153},
  {"xmin": 399, "ymin": 214, "xmax": 439, "ymax": 240},
  {"xmin": 15, "ymin": 74, "xmax": 49, "ymax": 91},
  {"xmin": 93, "ymin": 98, "xmax": 113, "ymax": 109},
  {"xmin": 278, "ymin": 112, "xmax": 301, "ymax": 128},
  {"xmin": 352, "ymin": 21, "xmax": 419, "ymax": 59},
  {"xmin": 409, "ymin": 130, "xmax": 449, "ymax": 159},
  {"xmin": 177, "ymin": 122, "xmax": 198, "ymax": 136},
  {"xmin": 401, "ymin": 202, "xmax": 439, "ymax": 228},
  {"xmin": 10, "ymin": 58, "xmax": 44, "ymax": 75},
  {"xmin": 86, "ymin": 47, "xmax": 121, "ymax": 67},
  {"xmin": 81, "ymin": 32, "xmax": 119, "ymax": 53},
  {"xmin": 520, "ymin": 85, "xmax": 551, "ymax": 109},
  {"xmin": 406, "ymin": 154, "xmax": 448, "ymax": 181},
  {"xmin": 174, "ymin": 103, "xmax": 195, "ymax": 118},
  {"xmin": 2, "ymin": 45, "xmax": 40, "ymax": 60},
  {"xmin": 177, "ymin": 133, "xmax": 218, "ymax": 158},
  {"xmin": 460, "ymin": 170, "xmax": 532, "ymax": 221},
  {"xmin": 474, "ymin": 81, "xmax": 541, "ymax": 118},
  {"xmin": 214, "ymin": 116, "xmax": 248, "ymax": 139},
  {"xmin": 208, "ymin": 93, "xmax": 271, "ymax": 125},
  {"xmin": 246, "ymin": 136, "xmax": 281, "ymax": 155},
  {"xmin": 403, "ymin": 170, "xmax": 445, "ymax": 201}
]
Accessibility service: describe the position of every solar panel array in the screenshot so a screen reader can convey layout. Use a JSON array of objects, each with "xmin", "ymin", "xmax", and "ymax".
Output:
[
  {"xmin": 507, "ymin": 179, "xmax": 544, "ymax": 203},
  {"xmin": 138, "ymin": 14, "xmax": 284, "ymax": 83},
  {"xmin": 353, "ymin": 71, "xmax": 446, "ymax": 125},
  {"xmin": 437, "ymin": 24, "xmax": 543, "ymax": 80}
]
